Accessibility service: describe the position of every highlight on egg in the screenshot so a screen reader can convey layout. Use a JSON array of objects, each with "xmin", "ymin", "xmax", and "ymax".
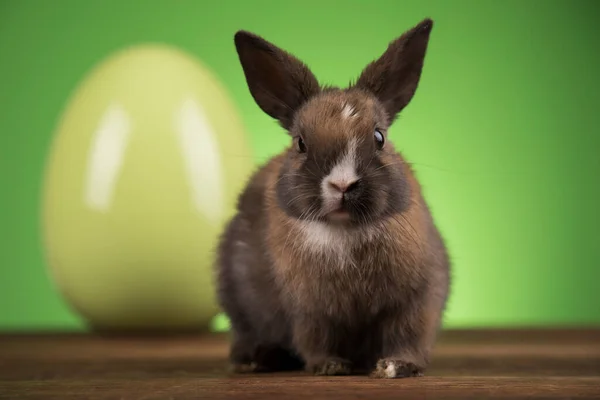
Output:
[{"xmin": 41, "ymin": 44, "xmax": 253, "ymax": 332}]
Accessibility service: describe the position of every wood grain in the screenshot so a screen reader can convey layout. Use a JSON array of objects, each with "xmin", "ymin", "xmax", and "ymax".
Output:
[{"xmin": 1, "ymin": 329, "xmax": 599, "ymax": 399}]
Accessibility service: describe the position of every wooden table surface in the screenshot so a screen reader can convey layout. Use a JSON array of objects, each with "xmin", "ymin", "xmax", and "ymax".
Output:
[{"xmin": 1, "ymin": 329, "xmax": 599, "ymax": 399}]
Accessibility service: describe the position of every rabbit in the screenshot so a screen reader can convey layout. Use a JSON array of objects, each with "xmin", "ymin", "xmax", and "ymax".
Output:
[{"xmin": 215, "ymin": 18, "xmax": 450, "ymax": 379}]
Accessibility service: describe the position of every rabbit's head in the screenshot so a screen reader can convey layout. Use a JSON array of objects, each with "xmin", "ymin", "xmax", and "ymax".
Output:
[{"xmin": 234, "ymin": 19, "xmax": 433, "ymax": 225}]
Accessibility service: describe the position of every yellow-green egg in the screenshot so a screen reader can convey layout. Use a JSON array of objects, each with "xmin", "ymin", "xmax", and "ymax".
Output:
[{"xmin": 42, "ymin": 44, "xmax": 252, "ymax": 332}]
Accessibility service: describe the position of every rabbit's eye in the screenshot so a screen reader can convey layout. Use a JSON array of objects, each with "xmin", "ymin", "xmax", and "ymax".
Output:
[
  {"xmin": 296, "ymin": 136, "xmax": 307, "ymax": 153},
  {"xmin": 374, "ymin": 129, "xmax": 385, "ymax": 149}
]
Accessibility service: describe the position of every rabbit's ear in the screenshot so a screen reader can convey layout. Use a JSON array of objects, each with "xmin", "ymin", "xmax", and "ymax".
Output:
[
  {"xmin": 355, "ymin": 18, "xmax": 434, "ymax": 122},
  {"xmin": 234, "ymin": 31, "xmax": 320, "ymax": 130}
]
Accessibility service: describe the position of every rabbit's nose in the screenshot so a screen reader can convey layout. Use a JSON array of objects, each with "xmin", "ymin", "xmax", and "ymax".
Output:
[{"xmin": 328, "ymin": 179, "xmax": 359, "ymax": 194}]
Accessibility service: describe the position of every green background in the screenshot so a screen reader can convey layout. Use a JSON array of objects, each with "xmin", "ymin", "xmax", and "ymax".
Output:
[{"xmin": 1, "ymin": 0, "xmax": 599, "ymax": 331}]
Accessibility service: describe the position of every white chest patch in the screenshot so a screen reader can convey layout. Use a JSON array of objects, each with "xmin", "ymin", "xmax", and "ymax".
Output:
[
  {"xmin": 300, "ymin": 221, "xmax": 350, "ymax": 251},
  {"xmin": 296, "ymin": 220, "xmax": 379, "ymax": 268}
]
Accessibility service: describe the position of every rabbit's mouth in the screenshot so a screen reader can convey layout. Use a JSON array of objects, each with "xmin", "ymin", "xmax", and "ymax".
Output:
[
  {"xmin": 326, "ymin": 207, "xmax": 351, "ymax": 223},
  {"xmin": 319, "ymin": 190, "xmax": 352, "ymax": 222}
]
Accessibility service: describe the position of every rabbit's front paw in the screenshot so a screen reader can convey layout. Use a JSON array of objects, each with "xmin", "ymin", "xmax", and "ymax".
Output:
[
  {"xmin": 309, "ymin": 357, "xmax": 352, "ymax": 376},
  {"xmin": 371, "ymin": 358, "xmax": 423, "ymax": 379}
]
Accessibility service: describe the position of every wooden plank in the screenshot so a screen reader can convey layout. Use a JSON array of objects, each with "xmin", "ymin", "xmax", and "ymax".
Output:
[{"xmin": 0, "ymin": 330, "xmax": 599, "ymax": 399}]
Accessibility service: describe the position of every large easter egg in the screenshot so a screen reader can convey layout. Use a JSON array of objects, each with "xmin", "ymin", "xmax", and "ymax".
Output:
[{"xmin": 42, "ymin": 45, "xmax": 252, "ymax": 332}]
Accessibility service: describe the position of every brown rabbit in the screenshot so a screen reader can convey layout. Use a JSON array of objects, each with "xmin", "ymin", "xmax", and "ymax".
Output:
[{"xmin": 216, "ymin": 18, "xmax": 450, "ymax": 378}]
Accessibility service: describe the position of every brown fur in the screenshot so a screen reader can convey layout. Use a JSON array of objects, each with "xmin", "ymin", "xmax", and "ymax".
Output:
[{"xmin": 216, "ymin": 18, "xmax": 450, "ymax": 378}]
